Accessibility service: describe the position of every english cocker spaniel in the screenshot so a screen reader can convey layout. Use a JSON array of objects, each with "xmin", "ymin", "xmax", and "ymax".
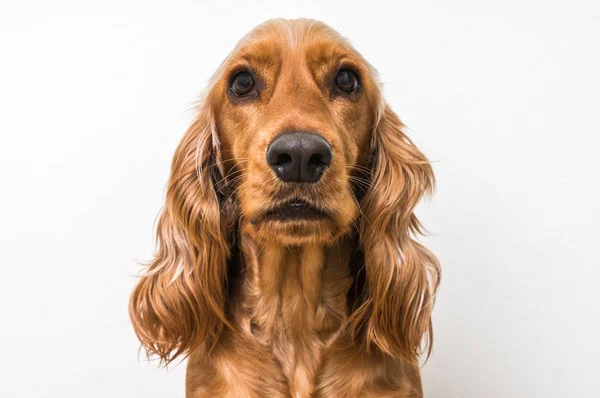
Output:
[{"xmin": 130, "ymin": 19, "xmax": 440, "ymax": 398}]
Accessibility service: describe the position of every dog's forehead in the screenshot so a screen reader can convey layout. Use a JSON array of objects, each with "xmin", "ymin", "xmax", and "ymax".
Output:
[
  {"xmin": 232, "ymin": 19, "xmax": 359, "ymax": 65},
  {"xmin": 244, "ymin": 19, "xmax": 345, "ymax": 46}
]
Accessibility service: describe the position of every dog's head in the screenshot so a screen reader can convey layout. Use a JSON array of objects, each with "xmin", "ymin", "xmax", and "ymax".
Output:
[
  {"xmin": 130, "ymin": 19, "xmax": 440, "ymax": 365},
  {"xmin": 204, "ymin": 20, "xmax": 381, "ymax": 245}
]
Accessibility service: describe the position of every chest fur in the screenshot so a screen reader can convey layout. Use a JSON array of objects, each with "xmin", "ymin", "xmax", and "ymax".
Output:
[{"xmin": 239, "ymin": 241, "xmax": 352, "ymax": 397}]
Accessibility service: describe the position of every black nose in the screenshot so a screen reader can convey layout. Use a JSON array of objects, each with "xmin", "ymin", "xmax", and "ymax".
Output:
[{"xmin": 266, "ymin": 132, "xmax": 332, "ymax": 182}]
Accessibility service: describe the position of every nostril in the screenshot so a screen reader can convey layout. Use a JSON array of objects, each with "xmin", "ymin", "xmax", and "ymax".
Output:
[
  {"xmin": 274, "ymin": 153, "xmax": 293, "ymax": 175},
  {"xmin": 309, "ymin": 153, "xmax": 324, "ymax": 167},
  {"xmin": 276, "ymin": 153, "xmax": 292, "ymax": 166}
]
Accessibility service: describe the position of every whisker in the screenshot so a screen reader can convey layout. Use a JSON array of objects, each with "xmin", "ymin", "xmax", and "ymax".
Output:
[
  {"xmin": 345, "ymin": 164, "xmax": 373, "ymax": 173},
  {"xmin": 348, "ymin": 176, "xmax": 372, "ymax": 188},
  {"xmin": 213, "ymin": 167, "xmax": 245, "ymax": 187}
]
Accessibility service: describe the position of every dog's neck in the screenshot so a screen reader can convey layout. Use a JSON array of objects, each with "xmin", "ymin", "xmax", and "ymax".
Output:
[{"xmin": 235, "ymin": 233, "xmax": 353, "ymax": 395}]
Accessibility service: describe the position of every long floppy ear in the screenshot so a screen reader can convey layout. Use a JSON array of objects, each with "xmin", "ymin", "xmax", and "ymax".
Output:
[
  {"xmin": 348, "ymin": 104, "xmax": 441, "ymax": 362},
  {"xmin": 129, "ymin": 103, "xmax": 231, "ymax": 365}
]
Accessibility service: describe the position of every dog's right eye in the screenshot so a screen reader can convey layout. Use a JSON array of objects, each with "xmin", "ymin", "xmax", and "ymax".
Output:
[{"xmin": 230, "ymin": 72, "xmax": 255, "ymax": 97}]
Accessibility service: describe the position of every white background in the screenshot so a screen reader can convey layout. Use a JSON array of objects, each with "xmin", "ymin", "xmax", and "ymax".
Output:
[{"xmin": 1, "ymin": 1, "xmax": 599, "ymax": 397}]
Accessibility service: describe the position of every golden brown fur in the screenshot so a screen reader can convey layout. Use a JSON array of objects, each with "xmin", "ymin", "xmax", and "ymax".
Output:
[{"xmin": 130, "ymin": 19, "xmax": 440, "ymax": 397}]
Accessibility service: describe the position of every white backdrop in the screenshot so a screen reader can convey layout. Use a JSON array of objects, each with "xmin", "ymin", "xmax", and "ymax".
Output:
[{"xmin": 1, "ymin": 1, "xmax": 599, "ymax": 397}]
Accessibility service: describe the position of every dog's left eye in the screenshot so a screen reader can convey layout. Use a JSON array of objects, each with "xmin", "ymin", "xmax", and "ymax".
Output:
[
  {"xmin": 230, "ymin": 72, "xmax": 255, "ymax": 97},
  {"xmin": 335, "ymin": 70, "xmax": 359, "ymax": 94}
]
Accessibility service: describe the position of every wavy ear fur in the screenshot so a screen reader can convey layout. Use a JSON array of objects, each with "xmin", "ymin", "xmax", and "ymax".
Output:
[
  {"xmin": 348, "ymin": 105, "xmax": 441, "ymax": 362},
  {"xmin": 129, "ymin": 104, "xmax": 232, "ymax": 364}
]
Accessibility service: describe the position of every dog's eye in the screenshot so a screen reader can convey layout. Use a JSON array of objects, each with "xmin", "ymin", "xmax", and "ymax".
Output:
[
  {"xmin": 335, "ymin": 70, "xmax": 359, "ymax": 94},
  {"xmin": 230, "ymin": 72, "xmax": 255, "ymax": 97}
]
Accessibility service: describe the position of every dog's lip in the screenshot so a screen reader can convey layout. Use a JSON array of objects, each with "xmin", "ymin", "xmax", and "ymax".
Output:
[{"xmin": 262, "ymin": 199, "xmax": 329, "ymax": 222}]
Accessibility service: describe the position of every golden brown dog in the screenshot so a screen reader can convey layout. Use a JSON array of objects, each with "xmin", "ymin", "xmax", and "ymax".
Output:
[{"xmin": 130, "ymin": 19, "xmax": 440, "ymax": 397}]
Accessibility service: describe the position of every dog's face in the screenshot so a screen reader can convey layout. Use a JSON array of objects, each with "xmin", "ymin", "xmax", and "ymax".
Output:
[{"xmin": 208, "ymin": 22, "xmax": 380, "ymax": 245}]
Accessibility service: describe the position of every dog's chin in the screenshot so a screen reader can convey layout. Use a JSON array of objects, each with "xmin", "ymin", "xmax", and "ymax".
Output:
[{"xmin": 245, "ymin": 200, "xmax": 345, "ymax": 245}]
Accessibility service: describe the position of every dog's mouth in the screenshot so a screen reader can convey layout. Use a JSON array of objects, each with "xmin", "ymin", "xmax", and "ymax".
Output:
[{"xmin": 261, "ymin": 199, "xmax": 330, "ymax": 222}]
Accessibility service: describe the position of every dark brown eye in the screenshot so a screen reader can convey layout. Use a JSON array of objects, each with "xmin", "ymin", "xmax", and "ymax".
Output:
[
  {"xmin": 335, "ymin": 69, "xmax": 359, "ymax": 94},
  {"xmin": 230, "ymin": 72, "xmax": 255, "ymax": 96}
]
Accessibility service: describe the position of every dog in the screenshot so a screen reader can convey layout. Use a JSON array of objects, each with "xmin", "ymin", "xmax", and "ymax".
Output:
[{"xmin": 130, "ymin": 18, "xmax": 440, "ymax": 397}]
